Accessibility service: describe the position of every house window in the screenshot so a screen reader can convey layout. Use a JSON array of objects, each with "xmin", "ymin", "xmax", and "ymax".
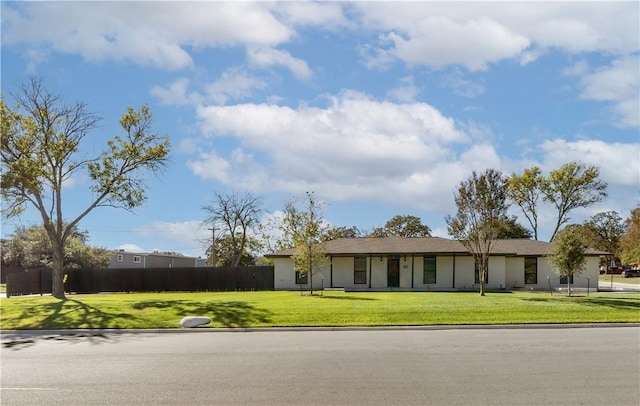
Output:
[
  {"xmin": 423, "ymin": 256, "xmax": 436, "ymax": 284},
  {"xmin": 133, "ymin": 255, "xmax": 141, "ymax": 263},
  {"xmin": 295, "ymin": 270, "xmax": 308, "ymax": 284},
  {"xmin": 475, "ymin": 262, "xmax": 488, "ymax": 284},
  {"xmin": 524, "ymin": 257, "xmax": 537, "ymax": 284},
  {"xmin": 117, "ymin": 254, "xmax": 123, "ymax": 262},
  {"xmin": 354, "ymin": 257, "xmax": 367, "ymax": 284}
]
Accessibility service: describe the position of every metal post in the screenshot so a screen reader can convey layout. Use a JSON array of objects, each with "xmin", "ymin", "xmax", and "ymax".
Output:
[{"xmin": 207, "ymin": 227, "xmax": 215, "ymax": 267}]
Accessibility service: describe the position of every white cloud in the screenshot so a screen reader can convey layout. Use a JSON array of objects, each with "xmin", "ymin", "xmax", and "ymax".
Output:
[
  {"xmin": 387, "ymin": 76, "xmax": 419, "ymax": 102},
  {"xmin": 3, "ymin": 2, "xmax": 294, "ymax": 70},
  {"xmin": 191, "ymin": 91, "xmax": 495, "ymax": 212},
  {"xmin": 355, "ymin": 2, "xmax": 638, "ymax": 70},
  {"xmin": 578, "ymin": 56, "xmax": 640, "ymax": 128},
  {"xmin": 440, "ymin": 69, "xmax": 485, "ymax": 98},
  {"xmin": 151, "ymin": 78, "xmax": 201, "ymax": 106},
  {"xmin": 247, "ymin": 46, "xmax": 312, "ymax": 81},
  {"xmin": 382, "ymin": 18, "xmax": 530, "ymax": 71},
  {"xmin": 539, "ymin": 139, "xmax": 640, "ymax": 189},
  {"xmin": 205, "ymin": 68, "xmax": 269, "ymax": 105}
]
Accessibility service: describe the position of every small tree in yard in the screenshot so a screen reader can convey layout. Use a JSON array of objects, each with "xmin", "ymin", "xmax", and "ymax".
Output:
[
  {"xmin": 548, "ymin": 227, "xmax": 586, "ymax": 297},
  {"xmin": 446, "ymin": 169, "xmax": 510, "ymax": 296},
  {"xmin": 281, "ymin": 192, "xmax": 328, "ymax": 295},
  {"xmin": 1, "ymin": 78, "xmax": 170, "ymax": 300}
]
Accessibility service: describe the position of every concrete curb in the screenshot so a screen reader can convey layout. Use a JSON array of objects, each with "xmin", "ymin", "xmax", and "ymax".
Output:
[{"xmin": 2, "ymin": 323, "xmax": 639, "ymax": 336}]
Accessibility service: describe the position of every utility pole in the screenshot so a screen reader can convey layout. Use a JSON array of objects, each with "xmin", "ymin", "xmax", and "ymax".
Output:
[{"xmin": 208, "ymin": 226, "xmax": 216, "ymax": 267}]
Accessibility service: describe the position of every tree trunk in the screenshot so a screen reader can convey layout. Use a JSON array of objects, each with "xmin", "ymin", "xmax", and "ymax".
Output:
[
  {"xmin": 51, "ymin": 242, "xmax": 66, "ymax": 300},
  {"xmin": 308, "ymin": 251, "xmax": 313, "ymax": 295},
  {"xmin": 567, "ymin": 278, "xmax": 571, "ymax": 297}
]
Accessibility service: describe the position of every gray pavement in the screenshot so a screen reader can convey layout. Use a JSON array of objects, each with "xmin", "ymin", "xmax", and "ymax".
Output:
[{"xmin": 2, "ymin": 326, "xmax": 639, "ymax": 405}]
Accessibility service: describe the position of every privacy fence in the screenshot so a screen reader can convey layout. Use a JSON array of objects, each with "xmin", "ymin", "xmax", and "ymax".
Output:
[{"xmin": 5, "ymin": 266, "xmax": 275, "ymax": 297}]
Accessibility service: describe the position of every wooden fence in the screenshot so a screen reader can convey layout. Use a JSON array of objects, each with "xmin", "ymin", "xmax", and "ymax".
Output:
[{"xmin": 6, "ymin": 266, "xmax": 274, "ymax": 297}]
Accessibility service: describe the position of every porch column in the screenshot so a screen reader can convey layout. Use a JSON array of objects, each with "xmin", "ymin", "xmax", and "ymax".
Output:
[
  {"xmin": 330, "ymin": 256, "xmax": 333, "ymax": 288},
  {"xmin": 452, "ymin": 255, "xmax": 456, "ymax": 289}
]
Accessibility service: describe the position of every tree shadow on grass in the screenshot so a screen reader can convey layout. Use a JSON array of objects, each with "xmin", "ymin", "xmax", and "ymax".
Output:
[
  {"xmin": 132, "ymin": 300, "xmax": 273, "ymax": 327},
  {"xmin": 521, "ymin": 296, "xmax": 640, "ymax": 311},
  {"xmin": 9, "ymin": 299, "xmax": 138, "ymax": 330},
  {"xmin": 316, "ymin": 295, "xmax": 378, "ymax": 301}
]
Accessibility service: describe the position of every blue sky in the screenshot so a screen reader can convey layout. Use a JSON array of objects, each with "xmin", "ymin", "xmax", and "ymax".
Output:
[{"xmin": 1, "ymin": 1, "xmax": 639, "ymax": 258}]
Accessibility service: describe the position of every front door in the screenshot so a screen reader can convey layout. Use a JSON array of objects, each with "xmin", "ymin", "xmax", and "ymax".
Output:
[{"xmin": 387, "ymin": 258, "xmax": 400, "ymax": 288}]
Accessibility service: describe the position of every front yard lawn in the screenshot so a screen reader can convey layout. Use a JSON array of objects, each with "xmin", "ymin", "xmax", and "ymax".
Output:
[{"xmin": 1, "ymin": 291, "xmax": 638, "ymax": 330}]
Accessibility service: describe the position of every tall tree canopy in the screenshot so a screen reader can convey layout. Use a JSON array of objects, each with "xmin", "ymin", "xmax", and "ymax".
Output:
[
  {"xmin": 202, "ymin": 191, "xmax": 263, "ymax": 267},
  {"xmin": 1, "ymin": 77, "xmax": 170, "ymax": 299},
  {"xmin": 581, "ymin": 211, "xmax": 625, "ymax": 261},
  {"xmin": 446, "ymin": 169, "xmax": 510, "ymax": 296},
  {"xmin": 507, "ymin": 166, "xmax": 544, "ymax": 239},
  {"xmin": 322, "ymin": 226, "xmax": 361, "ymax": 241},
  {"xmin": 494, "ymin": 216, "xmax": 533, "ymax": 239},
  {"xmin": 547, "ymin": 226, "xmax": 586, "ymax": 297},
  {"xmin": 368, "ymin": 215, "xmax": 432, "ymax": 237},
  {"xmin": 619, "ymin": 207, "xmax": 640, "ymax": 266},
  {"xmin": 542, "ymin": 162, "xmax": 607, "ymax": 241},
  {"xmin": 507, "ymin": 163, "xmax": 608, "ymax": 242},
  {"xmin": 1, "ymin": 225, "xmax": 110, "ymax": 270}
]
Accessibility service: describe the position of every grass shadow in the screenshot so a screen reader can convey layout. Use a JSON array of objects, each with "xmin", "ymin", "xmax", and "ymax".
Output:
[
  {"xmin": 316, "ymin": 295, "xmax": 378, "ymax": 301},
  {"xmin": 521, "ymin": 296, "xmax": 640, "ymax": 311},
  {"xmin": 132, "ymin": 300, "xmax": 273, "ymax": 327}
]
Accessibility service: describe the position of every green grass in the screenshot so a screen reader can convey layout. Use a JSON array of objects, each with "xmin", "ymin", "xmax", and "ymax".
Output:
[
  {"xmin": 1, "ymin": 291, "xmax": 638, "ymax": 330},
  {"xmin": 599, "ymin": 274, "xmax": 640, "ymax": 285}
]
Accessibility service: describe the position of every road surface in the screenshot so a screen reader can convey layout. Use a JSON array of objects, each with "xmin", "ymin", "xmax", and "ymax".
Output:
[{"xmin": 2, "ymin": 327, "xmax": 639, "ymax": 405}]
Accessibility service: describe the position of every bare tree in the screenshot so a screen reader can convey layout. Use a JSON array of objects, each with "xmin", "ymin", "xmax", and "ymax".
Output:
[
  {"xmin": 1, "ymin": 78, "xmax": 170, "ymax": 299},
  {"xmin": 446, "ymin": 169, "xmax": 510, "ymax": 296},
  {"xmin": 202, "ymin": 191, "xmax": 262, "ymax": 267}
]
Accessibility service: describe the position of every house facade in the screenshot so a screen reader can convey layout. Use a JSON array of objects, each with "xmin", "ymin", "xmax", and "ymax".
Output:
[
  {"xmin": 266, "ymin": 237, "xmax": 605, "ymax": 291},
  {"xmin": 109, "ymin": 250, "xmax": 205, "ymax": 269}
]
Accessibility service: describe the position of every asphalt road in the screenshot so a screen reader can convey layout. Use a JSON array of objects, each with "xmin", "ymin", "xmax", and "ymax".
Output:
[{"xmin": 2, "ymin": 327, "xmax": 639, "ymax": 406}]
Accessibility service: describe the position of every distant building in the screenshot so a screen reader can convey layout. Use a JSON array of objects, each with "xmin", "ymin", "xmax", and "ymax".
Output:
[{"xmin": 109, "ymin": 250, "xmax": 205, "ymax": 268}]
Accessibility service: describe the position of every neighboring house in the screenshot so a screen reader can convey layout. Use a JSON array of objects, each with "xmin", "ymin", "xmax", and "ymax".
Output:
[
  {"xmin": 109, "ymin": 250, "xmax": 205, "ymax": 269},
  {"xmin": 266, "ymin": 237, "xmax": 607, "ymax": 291}
]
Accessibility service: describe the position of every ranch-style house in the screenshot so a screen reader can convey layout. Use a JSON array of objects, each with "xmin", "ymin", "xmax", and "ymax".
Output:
[{"xmin": 266, "ymin": 236, "xmax": 606, "ymax": 291}]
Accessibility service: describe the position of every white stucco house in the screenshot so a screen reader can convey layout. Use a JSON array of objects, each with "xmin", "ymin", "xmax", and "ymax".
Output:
[{"xmin": 266, "ymin": 237, "xmax": 606, "ymax": 292}]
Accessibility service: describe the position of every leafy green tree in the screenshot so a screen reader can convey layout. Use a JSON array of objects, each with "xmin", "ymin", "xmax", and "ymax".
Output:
[
  {"xmin": 495, "ymin": 216, "xmax": 533, "ymax": 239},
  {"xmin": 446, "ymin": 169, "xmax": 510, "ymax": 296},
  {"xmin": 280, "ymin": 192, "xmax": 328, "ymax": 295},
  {"xmin": 548, "ymin": 227, "xmax": 586, "ymax": 296},
  {"xmin": 1, "ymin": 225, "xmax": 110, "ymax": 270},
  {"xmin": 368, "ymin": 215, "xmax": 432, "ymax": 237},
  {"xmin": 580, "ymin": 211, "xmax": 625, "ymax": 268},
  {"xmin": 507, "ymin": 167, "xmax": 544, "ymax": 239},
  {"xmin": 322, "ymin": 225, "xmax": 361, "ymax": 241},
  {"xmin": 202, "ymin": 191, "xmax": 263, "ymax": 267},
  {"xmin": 1, "ymin": 78, "xmax": 170, "ymax": 299},
  {"xmin": 206, "ymin": 234, "xmax": 258, "ymax": 267},
  {"xmin": 542, "ymin": 162, "xmax": 607, "ymax": 242},
  {"xmin": 619, "ymin": 207, "xmax": 640, "ymax": 266}
]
